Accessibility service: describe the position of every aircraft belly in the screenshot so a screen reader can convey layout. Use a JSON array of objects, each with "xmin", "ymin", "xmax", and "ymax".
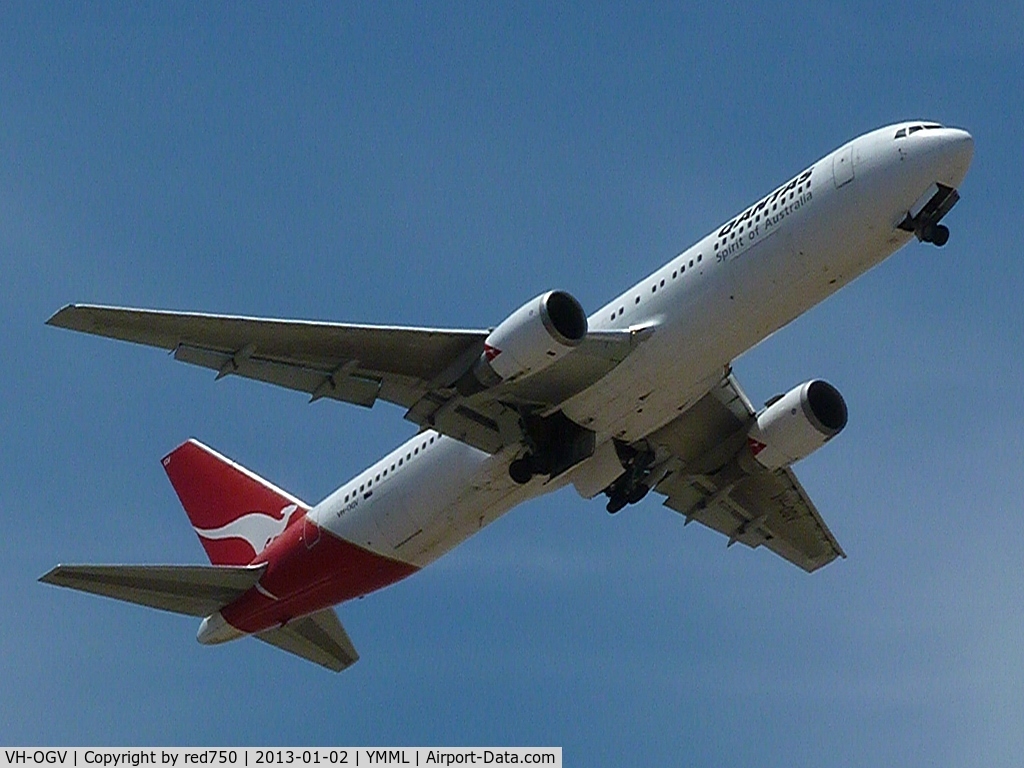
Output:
[
  {"xmin": 319, "ymin": 439, "xmax": 486, "ymax": 558},
  {"xmin": 316, "ymin": 438, "xmax": 553, "ymax": 570},
  {"xmin": 221, "ymin": 518, "xmax": 418, "ymax": 635},
  {"xmin": 565, "ymin": 279, "xmax": 741, "ymax": 443}
]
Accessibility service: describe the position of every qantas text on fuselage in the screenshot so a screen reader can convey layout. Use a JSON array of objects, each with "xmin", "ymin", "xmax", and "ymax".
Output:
[{"xmin": 42, "ymin": 121, "xmax": 973, "ymax": 671}]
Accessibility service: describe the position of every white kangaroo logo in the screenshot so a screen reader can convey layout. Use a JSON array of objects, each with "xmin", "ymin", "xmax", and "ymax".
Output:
[{"xmin": 193, "ymin": 504, "xmax": 300, "ymax": 556}]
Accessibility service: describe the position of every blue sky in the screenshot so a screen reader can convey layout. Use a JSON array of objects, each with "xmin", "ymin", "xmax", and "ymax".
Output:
[{"xmin": 2, "ymin": 2, "xmax": 1022, "ymax": 764}]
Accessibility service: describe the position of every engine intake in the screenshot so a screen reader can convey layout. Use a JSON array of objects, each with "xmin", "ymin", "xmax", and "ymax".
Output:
[
  {"xmin": 746, "ymin": 380, "xmax": 848, "ymax": 470},
  {"xmin": 468, "ymin": 290, "xmax": 587, "ymax": 388}
]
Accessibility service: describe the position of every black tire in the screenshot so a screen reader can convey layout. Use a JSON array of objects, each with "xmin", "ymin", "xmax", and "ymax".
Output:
[
  {"xmin": 509, "ymin": 458, "xmax": 533, "ymax": 485},
  {"xmin": 627, "ymin": 484, "xmax": 650, "ymax": 504},
  {"xmin": 606, "ymin": 495, "xmax": 627, "ymax": 514},
  {"xmin": 933, "ymin": 224, "xmax": 950, "ymax": 246}
]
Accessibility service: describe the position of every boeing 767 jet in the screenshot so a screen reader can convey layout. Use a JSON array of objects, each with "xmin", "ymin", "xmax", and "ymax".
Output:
[{"xmin": 42, "ymin": 121, "xmax": 974, "ymax": 671}]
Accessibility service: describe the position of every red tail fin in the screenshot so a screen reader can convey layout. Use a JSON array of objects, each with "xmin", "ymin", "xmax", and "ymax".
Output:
[{"xmin": 162, "ymin": 439, "xmax": 309, "ymax": 566}]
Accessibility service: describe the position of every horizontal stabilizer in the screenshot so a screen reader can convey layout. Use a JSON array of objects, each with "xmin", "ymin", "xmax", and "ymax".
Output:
[
  {"xmin": 39, "ymin": 563, "xmax": 266, "ymax": 617},
  {"xmin": 255, "ymin": 608, "xmax": 359, "ymax": 673}
]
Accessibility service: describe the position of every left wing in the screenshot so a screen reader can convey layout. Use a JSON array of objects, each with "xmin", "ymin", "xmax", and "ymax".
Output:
[
  {"xmin": 47, "ymin": 304, "xmax": 487, "ymax": 410},
  {"xmin": 48, "ymin": 304, "xmax": 641, "ymax": 455},
  {"xmin": 646, "ymin": 374, "xmax": 845, "ymax": 572}
]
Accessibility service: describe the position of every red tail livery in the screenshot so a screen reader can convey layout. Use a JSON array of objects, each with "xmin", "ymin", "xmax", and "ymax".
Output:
[{"xmin": 162, "ymin": 440, "xmax": 308, "ymax": 566}]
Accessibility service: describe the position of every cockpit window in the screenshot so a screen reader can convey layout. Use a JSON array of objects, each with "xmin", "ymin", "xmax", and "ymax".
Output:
[{"xmin": 896, "ymin": 123, "xmax": 944, "ymax": 139}]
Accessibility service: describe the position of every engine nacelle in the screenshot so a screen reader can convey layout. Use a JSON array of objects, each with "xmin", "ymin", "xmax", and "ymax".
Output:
[
  {"xmin": 473, "ymin": 290, "xmax": 587, "ymax": 385},
  {"xmin": 746, "ymin": 380, "xmax": 848, "ymax": 470}
]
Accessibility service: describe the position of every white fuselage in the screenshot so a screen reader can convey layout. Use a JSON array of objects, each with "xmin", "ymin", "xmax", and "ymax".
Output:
[{"xmin": 308, "ymin": 122, "xmax": 974, "ymax": 571}]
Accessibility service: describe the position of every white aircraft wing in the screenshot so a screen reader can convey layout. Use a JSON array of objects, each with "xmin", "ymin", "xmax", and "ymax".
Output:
[
  {"xmin": 47, "ymin": 304, "xmax": 488, "ymax": 410},
  {"xmin": 647, "ymin": 374, "xmax": 846, "ymax": 572},
  {"xmin": 48, "ymin": 304, "xmax": 640, "ymax": 455},
  {"xmin": 255, "ymin": 608, "xmax": 359, "ymax": 673}
]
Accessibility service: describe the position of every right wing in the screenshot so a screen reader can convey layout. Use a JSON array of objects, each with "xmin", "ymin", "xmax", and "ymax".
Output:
[
  {"xmin": 255, "ymin": 608, "xmax": 360, "ymax": 673},
  {"xmin": 38, "ymin": 563, "xmax": 266, "ymax": 617},
  {"xmin": 48, "ymin": 304, "xmax": 645, "ymax": 455},
  {"xmin": 646, "ymin": 374, "xmax": 845, "ymax": 573}
]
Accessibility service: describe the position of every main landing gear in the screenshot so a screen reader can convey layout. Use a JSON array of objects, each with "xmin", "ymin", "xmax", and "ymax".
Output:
[
  {"xmin": 603, "ymin": 442, "xmax": 660, "ymax": 514},
  {"xmin": 605, "ymin": 480, "xmax": 650, "ymax": 514},
  {"xmin": 507, "ymin": 411, "xmax": 598, "ymax": 486},
  {"xmin": 509, "ymin": 456, "xmax": 535, "ymax": 485}
]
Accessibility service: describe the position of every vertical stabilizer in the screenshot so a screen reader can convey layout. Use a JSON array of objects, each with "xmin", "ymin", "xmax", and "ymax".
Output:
[{"xmin": 162, "ymin": 439, "xmax": 309, "ymax": 565}]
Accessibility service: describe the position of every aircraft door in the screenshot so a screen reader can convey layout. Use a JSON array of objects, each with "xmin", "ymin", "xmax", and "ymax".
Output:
[
  {"xmin": 833, "ymin": 145, "xmax": 854, "ymax": 188},
  {"xmin": 372, "ymin": 480, "xmax": 423, "ymax": 551},
  {"xmin": 303, "ymin": 510, "xmax": 321, "ymax": 549}
]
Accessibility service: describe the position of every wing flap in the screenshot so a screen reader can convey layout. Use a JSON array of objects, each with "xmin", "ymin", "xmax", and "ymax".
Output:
[
  {"xmin": 39, "ymin": 563, "xmax": 266, "ymax": 617},
  {"xmin": 255, "ymin": 608, "xmax": 359, "ymax": 673},
  {"xmin": 660, "ymin": 467, "xmax": 844, "ymax": 572},
  {"xmin": 174, "ymin": 344, "xmax": 383, "ymax": 407}
]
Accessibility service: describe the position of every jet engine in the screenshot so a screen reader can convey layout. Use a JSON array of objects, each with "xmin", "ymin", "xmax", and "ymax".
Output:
[
  {"xmin": 466, "ymin": 290, "xmax": 587, "ymax": 388},
  {"xmin": 745, "ymin": 380, "xmax": 848, "ymax": 471}
]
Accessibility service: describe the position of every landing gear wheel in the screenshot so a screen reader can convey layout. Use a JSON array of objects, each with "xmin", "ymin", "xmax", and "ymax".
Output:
[
  {"xmin": 509, "ymin": 457, "xmax": 534, "ymax": 485},
  {"xmin": 606, "ymin": 495, "xmax": 627, "ymax": 514},
  {"xmin": 920, "ymin": 222, "xmax": 950, "ymax": 247},
  {"xmin": 627, "ymin": 484, "xmax": 650, "ymax": 504}
]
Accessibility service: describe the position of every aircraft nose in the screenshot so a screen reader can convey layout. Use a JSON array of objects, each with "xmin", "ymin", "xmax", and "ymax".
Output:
[
  {"xmin": 941, "ymin": 128, "xmax": 974, "ymax": 183},
  {"xmin": 947, "ymin": 128, "xmax": 974, "ymax": 161}
]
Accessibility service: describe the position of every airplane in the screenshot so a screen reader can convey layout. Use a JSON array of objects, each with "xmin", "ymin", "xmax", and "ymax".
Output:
[{"xmin": 41, "ymin": 121, "xmax": 974, "ymax": 672}]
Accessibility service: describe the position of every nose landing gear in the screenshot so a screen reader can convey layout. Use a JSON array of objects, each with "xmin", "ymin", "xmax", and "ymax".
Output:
[
  {"xmin": 898, "ymin": 182, "xmax": 959, "ymax": 248},
  {"xmin": 920, "ymin": 222, "xmax": 950, "ymax": 247}
]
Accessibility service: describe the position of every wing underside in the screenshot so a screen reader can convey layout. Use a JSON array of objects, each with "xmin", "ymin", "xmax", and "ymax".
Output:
[
  {"xmin": 47, "ymin": 303, "xmax": 643, "ymax": 455},
  {"xmin": 649, "ymin": 374, "xmax": 845, "ymax": 572}
]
